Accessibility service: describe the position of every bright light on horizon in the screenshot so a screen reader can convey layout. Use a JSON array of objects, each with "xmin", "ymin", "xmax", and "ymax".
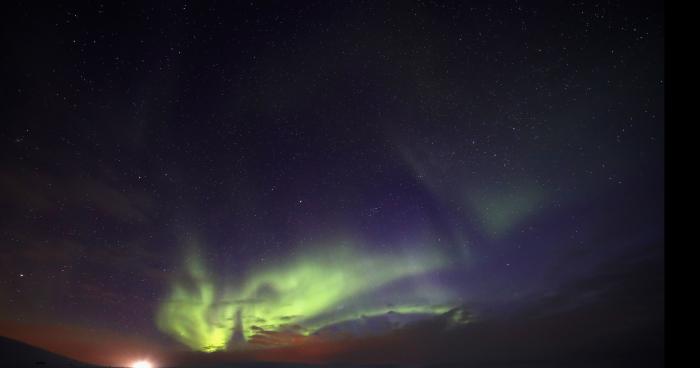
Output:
[{"xmin": 131, "ymin": 360, "xmax": 153, "ymax": 368}]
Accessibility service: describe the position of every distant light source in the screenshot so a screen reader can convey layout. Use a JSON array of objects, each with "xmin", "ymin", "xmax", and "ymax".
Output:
[{"xmin": 131, "ymin": 360, "xmax": 152, "ymax": 368}]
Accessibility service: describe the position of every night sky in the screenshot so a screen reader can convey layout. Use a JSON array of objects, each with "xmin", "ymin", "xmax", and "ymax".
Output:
[{"xmin": 1, "ymin": 1, "xmax": 664, "ymax": 367}]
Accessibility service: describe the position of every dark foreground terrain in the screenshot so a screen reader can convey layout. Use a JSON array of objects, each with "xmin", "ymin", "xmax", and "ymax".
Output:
[{"xmin": 0, "ymin": 336, "xmax": 663, "ymax": 368}]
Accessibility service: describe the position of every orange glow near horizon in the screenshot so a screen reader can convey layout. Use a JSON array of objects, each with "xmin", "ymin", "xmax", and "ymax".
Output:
[{"xmin": 0, "ymin": 319, "xmax": 169, "ymax": 367}]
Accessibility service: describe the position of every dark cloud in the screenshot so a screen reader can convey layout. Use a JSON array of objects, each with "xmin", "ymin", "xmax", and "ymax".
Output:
[
  {"xmin": 247, "ymin": 324, "xmax": 309, "ymax": 347},
  {"xmin": 313, "ymin": 249, "xmax": 663, "ymax": 366},
  {"xmin": 165, "ymin": 248, "xmax": 662, "ymax": 367}
]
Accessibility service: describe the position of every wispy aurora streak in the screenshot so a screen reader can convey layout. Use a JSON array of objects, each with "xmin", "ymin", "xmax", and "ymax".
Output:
[
  {"xmin": 156, "ymin": 243, "xmax": 457, "ymax": 352},
  {"xmin": 155, "ymin": 247, "xmax": 237, "ymax": 352}
]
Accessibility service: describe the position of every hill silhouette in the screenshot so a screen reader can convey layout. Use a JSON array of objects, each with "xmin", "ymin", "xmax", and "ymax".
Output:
[{"xmin": 0, "ymin": 336, "xmax": 98, "ymax": 367}]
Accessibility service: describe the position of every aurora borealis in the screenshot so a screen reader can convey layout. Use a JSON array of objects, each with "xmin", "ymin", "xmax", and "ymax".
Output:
[
  {"xmin": 157, "ymin": 242, "xmax": 455, "ymax": 351},
  {"xmin": 1, "ymin": 1, "xmax": 663, "ymax": 367}
]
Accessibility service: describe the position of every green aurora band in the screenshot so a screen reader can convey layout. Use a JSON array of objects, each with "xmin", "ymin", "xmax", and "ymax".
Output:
[
  {"xmin": 156, "ymin": 243, "xmax": 456, "ymax": 352},
  {"xmin": 155, "ymin": 247, "xmax": 238, "ymax": 352}
]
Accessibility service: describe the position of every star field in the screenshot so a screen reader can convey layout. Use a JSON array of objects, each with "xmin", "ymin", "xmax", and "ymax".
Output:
[{"xmin": 0, "ymin": 1, "xmax": 663, "ymax": 367}]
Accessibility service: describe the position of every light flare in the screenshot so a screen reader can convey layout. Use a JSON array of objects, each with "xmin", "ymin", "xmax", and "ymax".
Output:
[{"xmin": 131, "ymin": 360, "xmax": 153, "ymax": 368}]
